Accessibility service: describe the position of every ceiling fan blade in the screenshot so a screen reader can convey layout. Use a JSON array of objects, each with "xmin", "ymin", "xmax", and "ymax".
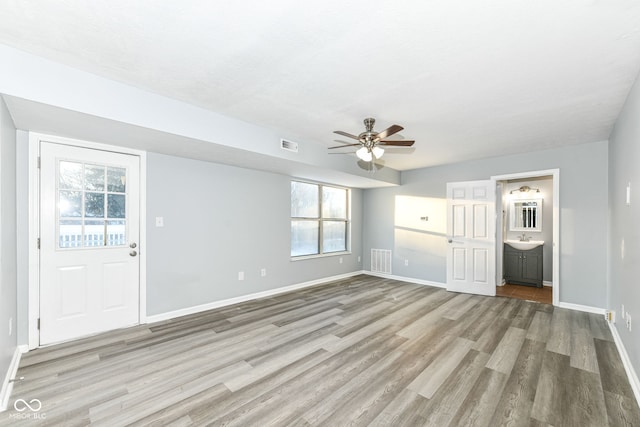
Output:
[
  {"xmin": 379, "ymin": 140, "xmax": 415, "ymax": 147},
  {"xmin": 328, "ymin": 143, "xmax": 362, "ymax": 149},
  {"xmin": 376, "ymin": 124, "xmax": 404, "ymax": 140},
  {"xmin": 333, "ymin": 130, "xmax": 361, "ymax": 140}
]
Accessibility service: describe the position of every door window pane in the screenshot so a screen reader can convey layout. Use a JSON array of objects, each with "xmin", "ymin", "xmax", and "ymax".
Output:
[
  {"xmin": 84, "ymin": 165, "xmax": 105, "ymax": 191},
  {"xmin": 59, "ymin": 161, "xmax": 83, "ymax": 189},
  {"xmin": 59, "ymin": 219, "xmax": 82, "ymax": 248},
  {"xmin": 59, "ymin": 191, "xmax": 82, "ymax": 217},
  {"xmin": 84, "ymin": 220, "xmax": 105, "ymax": 247},
  {"xmin": 107, "ymin": 194, "xmax": 126, "ymax": 218},
  {"xmin": 85, "ymin": 193, "xmax": 105, "ymax": 217},
  {"xmin": 107, "ymin": 167, "xmax": 126, "ymax": 193},
  {"xmin": 291, "ymin": 220, "xmax": 319, "ymax": 256},
  {"xmin": 291, "ymin": 181, "xmax": 319, "ymax": 218},
  {"xmin": 107, "ymin": 220, "xmax": 126, "ymax": 246},
  {"xmin": 323, "ymin": 221, "xmax": 347, "ymax": 253}
]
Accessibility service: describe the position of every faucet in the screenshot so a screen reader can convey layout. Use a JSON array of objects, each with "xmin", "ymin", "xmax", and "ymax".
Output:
[{"xmin": 520, "ymin": 233, "xmax": 530, "ymax": 242}]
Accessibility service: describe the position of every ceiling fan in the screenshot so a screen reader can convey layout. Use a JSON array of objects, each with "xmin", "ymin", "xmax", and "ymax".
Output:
[{"xmin": 329, "ymin": 118, "xmax": 415, "ymax": 162}]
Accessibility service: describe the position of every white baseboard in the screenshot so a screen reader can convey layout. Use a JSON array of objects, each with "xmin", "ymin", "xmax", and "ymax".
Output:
[
  {"xmin": 364, "ymin": 271, "xmax": 446, "ymax": 289},
  {"xmin": 0, "ymin": 346, "xmax": 25, "ymax": 412},
  {"xmin": 365, "ymin": 272, "xmax": 605, "ymax": 316},
  {"xmin": 607, "ymin": 321, "xmax": 640, "ymax": 407},
  {"xmin": 556, "ymin": 301, "xmax": 606, "ymax": 315},
  {"xmin": 146, "ymin": 271, "xmax": 365, "ymax": 324}
]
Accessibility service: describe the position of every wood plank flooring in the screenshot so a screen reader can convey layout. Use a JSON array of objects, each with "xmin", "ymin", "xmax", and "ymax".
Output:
[{"xmin": 2, "ymin": 275, "xmax": 639, "ymax": 426}]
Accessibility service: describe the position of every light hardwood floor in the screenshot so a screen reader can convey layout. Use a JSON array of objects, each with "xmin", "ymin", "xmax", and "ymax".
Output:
[{"xmin": 2, "ymin": 275, "xmax": 639, "ymax": 426}]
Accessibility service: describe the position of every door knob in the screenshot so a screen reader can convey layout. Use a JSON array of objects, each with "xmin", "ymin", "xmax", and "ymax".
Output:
[
  {"xmin": 130, "ymin": 250, "xmax": 137, "ymax": 257},
  {"xmin": 130, "ymin": 242, "xmax": 137, "ymax": 248}
]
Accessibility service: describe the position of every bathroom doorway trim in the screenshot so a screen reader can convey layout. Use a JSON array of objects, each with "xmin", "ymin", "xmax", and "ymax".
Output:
[{"xmin": 492, "ymin": 169, "xmax": 559, "ymax": 307}]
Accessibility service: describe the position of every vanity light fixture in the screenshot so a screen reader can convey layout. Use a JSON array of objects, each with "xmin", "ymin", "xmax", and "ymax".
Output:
[{"xmin": 510, "ymin": 185, "xmax": 540, "ymax": 194}]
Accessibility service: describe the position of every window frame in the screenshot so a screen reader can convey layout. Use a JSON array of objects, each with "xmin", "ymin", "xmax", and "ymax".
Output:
[{"xmin": 290, "ymin": 180, "xmax": 350, "ymax": 259}]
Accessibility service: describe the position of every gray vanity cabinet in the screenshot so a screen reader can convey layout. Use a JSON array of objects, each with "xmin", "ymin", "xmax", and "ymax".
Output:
[{"xmin": 503, "ymin": 244, "xmax": 543, "ymax": 287}]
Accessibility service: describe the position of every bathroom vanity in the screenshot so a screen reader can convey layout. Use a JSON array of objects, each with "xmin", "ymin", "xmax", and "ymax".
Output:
[{"xmin": 503, "ymin": 242, "xmax": 543, "ymax": 287}]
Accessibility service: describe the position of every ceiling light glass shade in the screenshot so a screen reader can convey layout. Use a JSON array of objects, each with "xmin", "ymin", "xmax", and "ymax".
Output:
[
  {"xmin": 371, "ymin": 146, "xmax": 384, "ymax": 159},
  {"xmin": 356, "ymin": 146, "xmax": 373, "ymax": 162}
]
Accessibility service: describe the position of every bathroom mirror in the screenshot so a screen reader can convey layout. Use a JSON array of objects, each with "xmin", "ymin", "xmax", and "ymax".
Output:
[{"xmin": 510, "ymin": 199, "xmax": 542, "ymax": 232}]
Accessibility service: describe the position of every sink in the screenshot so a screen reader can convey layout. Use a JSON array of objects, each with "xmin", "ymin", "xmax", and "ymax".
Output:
[{"xmin": 505, "ymin": 240, "xmax": 544, "ymax": 251}]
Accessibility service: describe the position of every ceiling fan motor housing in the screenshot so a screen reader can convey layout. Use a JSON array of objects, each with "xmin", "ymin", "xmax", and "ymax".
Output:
[
  {"xmin": 363, "ymin": 117, "xmax": 376, "ymax": 132},
  {"xmin": 360, "ymin": 118, "xmax": 378, "ymax": 148}
]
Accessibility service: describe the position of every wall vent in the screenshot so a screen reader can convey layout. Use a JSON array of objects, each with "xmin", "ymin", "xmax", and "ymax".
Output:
[
  {"xmin": 280, "ymin": 139, "xmax": 299, "ymax": 153},
  {"xmin": 371, "ymin": 249, "xmax": 392, "ymax": 274}
]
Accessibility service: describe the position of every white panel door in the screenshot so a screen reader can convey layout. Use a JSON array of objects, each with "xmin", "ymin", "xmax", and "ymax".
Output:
[
  {"xmin": 446, "ymin": 180, "xmax": 496, "ymax": 296},
  {"xmin": 40, "ymin": 142, "xmax": 140, "ymax": 345}
]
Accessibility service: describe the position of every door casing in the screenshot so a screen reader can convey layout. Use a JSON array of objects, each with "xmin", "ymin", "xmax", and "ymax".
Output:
[
  {"xmin": 492, "ymin": 169, "xmax": 560, "ymax": 307},
  {"xmin": 28, "ymin": 132, "xmax": 147, "ymax": 349}
]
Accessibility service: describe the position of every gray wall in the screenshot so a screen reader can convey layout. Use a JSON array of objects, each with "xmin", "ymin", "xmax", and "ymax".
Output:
[
  {"xmin": 363, "ymin": 140, "xmax": 608, "ymax": 308},
  {"xmin": 0, "ymin": 96, "xmax": 17, "ymax": 384},
  {"xmin": 608, "ymin": 71, "xmax": 640, "ymax": 380},
  {"xmin": 146, "ymin": 152, "xmax": 363, "ymax": 316}
]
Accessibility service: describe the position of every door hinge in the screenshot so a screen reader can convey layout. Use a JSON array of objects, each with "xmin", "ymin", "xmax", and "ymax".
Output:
[
  {"xmin": 37, "ymin": 238, "xmax": 40, "ymax": 249},
  {"xmin": 37, "ymin": 318, "xmax": 40, "ymax": 330},
  {"xmin": 37, "ymin": 156, "xmax": 41, "ymax": 169}
]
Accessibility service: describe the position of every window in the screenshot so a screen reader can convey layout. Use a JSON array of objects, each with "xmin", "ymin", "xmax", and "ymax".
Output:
[
  {"xmin": 291, "ymin": 181, "xmax": 349, "ymax": 257},
  {"xmin": 58, "ymin": 161, "xmax": 128, "ymax": 248}
]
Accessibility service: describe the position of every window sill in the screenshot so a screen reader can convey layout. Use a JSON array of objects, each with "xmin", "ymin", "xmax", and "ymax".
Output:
[{"xmin": 290, "ymin": 251, "xmax": 352, "ymax": 262}]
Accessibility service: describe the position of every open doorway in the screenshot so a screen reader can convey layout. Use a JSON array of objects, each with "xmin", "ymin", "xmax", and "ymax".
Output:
[{"xmin": 492, "ymin": 169, "xmax": 560, "ymax": 306}]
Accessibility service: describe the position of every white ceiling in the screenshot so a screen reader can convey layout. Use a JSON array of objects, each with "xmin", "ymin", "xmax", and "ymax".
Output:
[{"xmin": 1, "ymin": 0, "xmax": 640, "ymax": 171}]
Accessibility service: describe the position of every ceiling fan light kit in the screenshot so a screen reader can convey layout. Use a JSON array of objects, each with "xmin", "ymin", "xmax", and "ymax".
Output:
[
  {"xmin": 356, "ymin": 147, "xmax": 372, "ymax": 162},
  {"xmin": 329, "ymin": 118, "xmax": 415, "ymax": 163},
  {"xmin": 355, "ymin": 146, "xmax": 384, "ymax": 162}
]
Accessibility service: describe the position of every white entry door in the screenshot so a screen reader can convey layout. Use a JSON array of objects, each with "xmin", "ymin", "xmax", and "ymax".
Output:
[
  {"xmin": 446, "ymin": 180, "xmax": 496, "ymax": 296},
  {"xmin": 40, "ymin": 142, "xmax": 140, "ymax": 345}
]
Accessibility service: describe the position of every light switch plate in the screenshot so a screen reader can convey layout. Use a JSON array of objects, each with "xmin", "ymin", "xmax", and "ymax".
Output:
[{"xmin": 626, "ymin": 183, "xmax": 631, "ymax": 206}]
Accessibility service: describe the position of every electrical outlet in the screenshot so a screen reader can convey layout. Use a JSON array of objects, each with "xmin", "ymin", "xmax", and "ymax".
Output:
[
  {"xmin": 358, "ymin": 256, "xmax": 361, "ymax": 262},
  {"xmin": 8, "ymin": 317, "xmax": 12, "ymax": 336},
  {"xmin": 339, "ymin": 257, "xmax": 343, "ymax": 264},
  {"xmin": 238, "ymin": 271, "xmax": 244, "ymax": 281},
  {"xmin": 404, "ymin": 259, "xmax": 409, "ymax": 266},
  {"xmin": 606, "ymin": 310, "xmax": 615, "ymax": 323},
  {"xmin": 155, "ymin": 217, "xmax": 164, "ymax": 227},
  {"xmin": 260, "ymin": 268, "xmax": 266, "ymax": 277},
  {"xmin": 627, "ymin": 313, "xmax": 632, "ymax": 331}
]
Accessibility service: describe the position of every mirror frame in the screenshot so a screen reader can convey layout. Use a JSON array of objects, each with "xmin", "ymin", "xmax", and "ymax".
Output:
[{"xmin": 509, "ymin": 198, "xmax": 542, "ymax": 232}]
